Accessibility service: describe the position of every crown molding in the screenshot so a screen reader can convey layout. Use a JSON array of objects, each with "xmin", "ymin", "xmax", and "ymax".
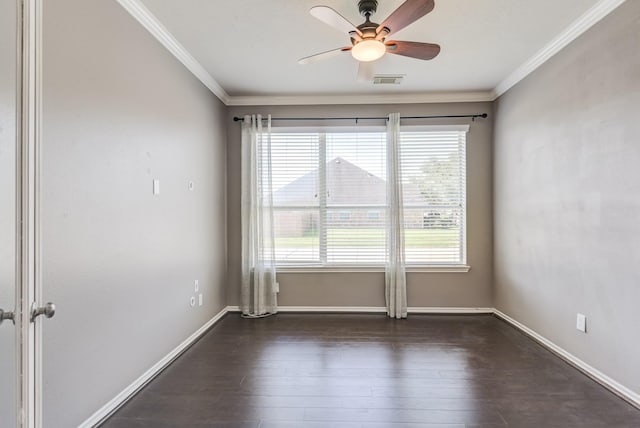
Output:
[
  {"xmin": 118, "ymin": 0, "xmax": 626, "ymax": 106},
  {"xmin": 493, "ymin": 0, "xmax": 627, "ymax": 98},
  {"xmin": 115, "ymin": 0, "xmax": 230, "ymax": 104},
  {"xmin": 114, "ymin": 0, "xmax": 491, "ymax": 106},
  {"xmin": 226, "ymin": 91, "xmax": 494, "ymax": 106}
]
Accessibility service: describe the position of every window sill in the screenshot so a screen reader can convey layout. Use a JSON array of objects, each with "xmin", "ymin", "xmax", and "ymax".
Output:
[{"xmin": 276, "ymin": 265, "xmax": 470, "ymax": 273}]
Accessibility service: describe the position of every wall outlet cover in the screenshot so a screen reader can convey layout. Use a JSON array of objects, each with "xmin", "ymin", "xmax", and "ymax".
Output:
[{"xmin": 198, "ymin": 294, "xmax": 203, "ymax": 306}]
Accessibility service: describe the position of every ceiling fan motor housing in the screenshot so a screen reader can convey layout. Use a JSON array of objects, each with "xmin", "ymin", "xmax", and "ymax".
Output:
[{"xmin": 358, "ymin": 0, "xmax": 378, "ymax": 17}]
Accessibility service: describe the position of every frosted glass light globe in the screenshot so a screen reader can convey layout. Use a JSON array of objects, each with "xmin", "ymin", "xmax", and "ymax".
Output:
[{"xmin": 351, "ymin": 39, "xmax": 385, "ymax": 62}]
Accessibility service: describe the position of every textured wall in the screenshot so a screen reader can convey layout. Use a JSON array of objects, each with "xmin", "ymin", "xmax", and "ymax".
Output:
[
  {"xmin": 228, "ymin": 103, "xmax": 494, "ymax": 309},
  {"xmin": 41, "ymin": 0, "xmax": 227, "ymax": 426},
  {"xmin": 494, "ymin": 1, "xmax": 640, "ymax": 397}
]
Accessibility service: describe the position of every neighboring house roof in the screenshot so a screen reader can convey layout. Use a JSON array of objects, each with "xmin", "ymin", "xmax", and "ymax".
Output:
[{"xmin": 274, "ymin": 157, "xmax": 421, "ymax": 206}]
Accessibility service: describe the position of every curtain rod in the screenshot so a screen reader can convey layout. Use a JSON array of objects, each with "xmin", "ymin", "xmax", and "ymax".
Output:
[{"xmin": 232, "ymin": 113, "xmax": 488, "ymax": 122}]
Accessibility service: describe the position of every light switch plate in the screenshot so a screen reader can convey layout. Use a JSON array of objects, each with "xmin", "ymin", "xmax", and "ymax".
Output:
[
  {"xmin": 576, "ymin": 313, "xmax": 587, "ymax": 333},
  {"xmin": 198, "ymin": 294, "xmax": 203, "ymax": 306},
  {"xmin": 194, "ymin": 280, "xmax": 199, "ymax": 292},
  {"xmin": 153, "ymin": 179, "xmax": 160, "ymax": 195}
]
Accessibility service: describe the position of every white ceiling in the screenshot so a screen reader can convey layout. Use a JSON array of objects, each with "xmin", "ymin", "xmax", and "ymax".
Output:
[{"xmin": 136, "ymin": 0, "xmax": 609, "ymax": 102}]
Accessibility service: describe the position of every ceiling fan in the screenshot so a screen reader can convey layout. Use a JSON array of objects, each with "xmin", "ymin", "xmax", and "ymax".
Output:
[{"xmin": 299, "ymin": 0, "xmax": 441, "ymax": 82}]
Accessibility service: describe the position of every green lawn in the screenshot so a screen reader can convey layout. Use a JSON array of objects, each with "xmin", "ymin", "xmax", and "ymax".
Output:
[{"xmin": 276, "ymin": 228, "xmax": 459, "ymax": 248}]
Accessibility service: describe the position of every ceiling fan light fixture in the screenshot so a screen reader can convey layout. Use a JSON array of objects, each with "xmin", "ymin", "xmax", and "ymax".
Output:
[{"xmin": 351, "ymin": 39, "xmax": 385, "ymax": 62}]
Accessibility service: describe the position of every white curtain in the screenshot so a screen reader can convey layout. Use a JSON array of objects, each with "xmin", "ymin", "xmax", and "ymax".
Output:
[
  {"xmin": 241, "ymin": 114, "xmax": 278, "ymax": 317},
  {"xmin": 385, "ymin": 113, "xmax": 407, "ymax": 319}
]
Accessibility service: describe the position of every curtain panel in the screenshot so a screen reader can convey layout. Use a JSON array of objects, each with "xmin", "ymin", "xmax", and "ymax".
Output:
[
  {"xmin": 241, "ymin": 115, "xmax": 278, "ymax": 316},
  {"xmin": 385, "ymin": 113, "xmax": 408, "ymax": 319}
]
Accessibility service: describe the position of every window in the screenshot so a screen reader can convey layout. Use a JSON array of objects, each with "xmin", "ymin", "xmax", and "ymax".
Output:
[
  {"xmin": 367, "ymin": 210, "xmax": 381, "ymax": 220},
  {"xmin": 270, "ymin": 127, "xmax": 467, "ymax": 267},
  {"xmin": 400, "ymin": 130, "xmax": 466, "ymax": 265},
  {"xmin": 338, "ymin": 211, "xmax": 352, "ymax": 220}
]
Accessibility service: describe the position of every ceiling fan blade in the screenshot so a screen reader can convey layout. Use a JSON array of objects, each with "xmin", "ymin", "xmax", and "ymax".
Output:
[
  {"xmin": 298, "ymin": 47, "xmax": 352, "ymax": 65},
  {"xmin": 357, "ymin": 61, "xmax": 375, "ymax": 83},
  {"xmin": 377, "ymin": 0, "xmax": 435, "ymax": 37},
  {"xmin": 385, "ymin": 41, "xmax": 440, "ymax": 60},
  {"xmin": 310, "ymin": 6, "xmax": 363, "ymax": 36}
]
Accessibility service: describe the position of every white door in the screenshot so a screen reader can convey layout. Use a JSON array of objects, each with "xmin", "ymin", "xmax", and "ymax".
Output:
[
  {"xmin": 2, "ymin": 1, "xmax": 51, "ymax": 426},
  {"xmin": 1, "ymin": 0, "xmax": 21, "ymax": 426}
]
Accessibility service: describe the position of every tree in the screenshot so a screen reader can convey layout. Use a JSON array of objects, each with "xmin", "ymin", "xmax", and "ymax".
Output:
[{"xmin": 410, "ymin": 153, "xmax": 462, "ymax": 229}]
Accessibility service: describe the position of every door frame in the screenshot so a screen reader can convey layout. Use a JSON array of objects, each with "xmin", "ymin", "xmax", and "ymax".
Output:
[{"xmin": 18, "ymin": 0, "xmax": 42, "ymax": 426}]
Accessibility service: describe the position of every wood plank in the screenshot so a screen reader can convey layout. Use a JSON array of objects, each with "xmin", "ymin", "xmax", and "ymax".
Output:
[{"xmin": 99, "ymin": 314, "xmax": 640, "ymax": 427}]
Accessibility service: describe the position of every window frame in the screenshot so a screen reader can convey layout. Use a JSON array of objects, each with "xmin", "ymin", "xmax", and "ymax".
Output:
[{"xmin": 269, "ymin": 125, "xmax": 469, "ymax": 271}]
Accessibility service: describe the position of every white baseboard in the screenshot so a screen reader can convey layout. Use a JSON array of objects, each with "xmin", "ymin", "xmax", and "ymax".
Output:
[
  {"xmin": 83, "ymin": 304, "xmax": 639, "ymax": 428},
  {"xmin": 225, "ymin": 305, "xmax": 493, "ymax": 314},
  {"xmin": 80, "ymin": 306, "xmax": 229, "ymax": 428},
  {"xmin": 226, "ymin": 305, "xmax": 385, "ymax": 313},
  {"xmin": 409, "ymin": 307, "xmax": 494, "ymax": 314},
  {"xmin": 494, "ymin": 309, "xmax": 640, "ymax": 409}
]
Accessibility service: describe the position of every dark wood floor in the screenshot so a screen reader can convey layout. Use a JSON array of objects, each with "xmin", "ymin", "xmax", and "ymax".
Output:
[{"xmin": 101, "ymin": 314, "xmax": 640, "ymax": 428}]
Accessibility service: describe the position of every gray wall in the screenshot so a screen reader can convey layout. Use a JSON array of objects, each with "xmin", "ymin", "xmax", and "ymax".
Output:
[
  {"xmin": 41, "ymin": 0, "xmax": 227, "ymax": 426},
  {"xmin": 494, "ymin": 1, "xmax": 640, "ymax": 396},
  {"xmin": 227, "ymin": 103, "xmax": 494, "ymax": 309},
  {"xmin": 0, "ymin": 1, "xmax": 18, "ymax": 426}
]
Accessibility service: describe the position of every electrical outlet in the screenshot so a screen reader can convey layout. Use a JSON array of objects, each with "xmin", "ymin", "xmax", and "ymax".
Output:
[
  {"xmin": 190, "ymin": 296, "xmax": 196, "ymax": 307},
  {"xmin": 194, "ymin": 280, "xmax": 199, "ymax": 293},
  {"xmin": 576, "ymin": 313, "xmax": 587, "ymax": 333}
]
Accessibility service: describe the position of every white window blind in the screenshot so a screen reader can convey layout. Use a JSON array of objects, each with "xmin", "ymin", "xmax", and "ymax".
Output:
[
  {"xmin": 269, "ymin": 127, "xmax": 467, "ymax": 267},
  {"xmin": 325, "ymin": 132, "xmax": 387, "ymax": 264},
  {"xmin": 400, "ymin": 130, "xmax": 467, "ymax": 265},
  {"xmin": 271, "ymin": 133, "xmax": 320, "ymax": 263}
]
